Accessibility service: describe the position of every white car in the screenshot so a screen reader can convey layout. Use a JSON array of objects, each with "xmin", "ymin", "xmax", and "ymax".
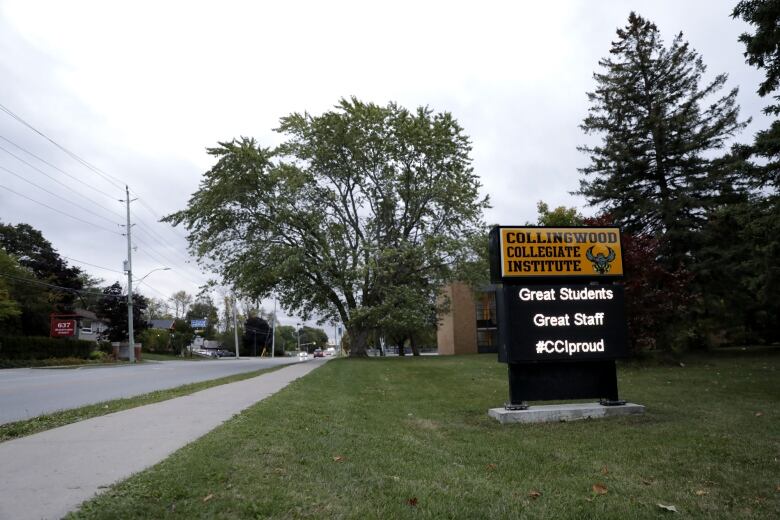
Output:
[
  {"xmin": 297, "ymin": 351, "xmax": 308, "ymax": 360},
  {"xmin": 325, "ymin": 347, "xmax": 336, "ymax": 356}
]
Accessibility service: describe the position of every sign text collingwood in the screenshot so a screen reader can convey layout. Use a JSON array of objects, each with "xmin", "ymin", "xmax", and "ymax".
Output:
[{"xmin": 498, "ymin": 227, "xmax": 623, "ymax": 278}]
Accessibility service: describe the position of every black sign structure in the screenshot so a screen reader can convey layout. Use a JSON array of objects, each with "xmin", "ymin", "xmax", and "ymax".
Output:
[{"xmin": 489, "ymin": 226, "xmax": 629, "ymax": 407}]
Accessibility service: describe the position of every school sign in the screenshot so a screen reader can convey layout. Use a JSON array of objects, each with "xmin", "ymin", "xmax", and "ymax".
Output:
[{"xmin": 489, "ymin": 226, "xmax": 630, "ymax": 407}]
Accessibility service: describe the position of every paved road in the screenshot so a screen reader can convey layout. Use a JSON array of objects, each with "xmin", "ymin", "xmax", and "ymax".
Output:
[{"xmin": 0, "ymin": 357, "xmax": 306, "ymax": 424}]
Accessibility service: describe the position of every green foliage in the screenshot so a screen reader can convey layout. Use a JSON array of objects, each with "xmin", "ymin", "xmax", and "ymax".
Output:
[
  {"xmin": 138, "ymin": 329, "xmax": 172, "ymax": 353},
  {"xmin": 534, "ymin": 201, "xmax": 584, "ymax": 226},
  {"xmin": 0, "ymin": 336, "xmax": 94, "ymax": 360},
  {"xmin": 578, "ymin": 13, "xmax": 747, "ymax": 269},
  {"xmin": 273, "ymin": 325, "xmax": 296, "ymax": 354},
  {"xmin": 733, "ymin": 0, "xmax": 780, "ymax": 114},
  {"xmin": 171, "ymin": 319, "xmax": 194, "ymax": 355},
  {"xmin": 185, "ymin": 298, "xmax": 219, "ymax": 339},
  {"xmin": 166, "ymin": 98, "xmax": 488, "ymax": 356},
  {"xmin": 0, "ymin": 221, "xmax": 84, "ymax": 312},
  {"xmin": 0, "ymin": 242, "xmax": 58, "ymax": 336},
  {"xmin": 243, "ymin": 316, "xmax": 271, "ymax": 356},
  {"xmin": 95, "ymin": 282, "xmax": 149, "ymax": 342},
  {"xmin": 0, "ymin": 251, "xmax": 22, "ymax": 324},
  {"xmin": 696, "ymin": 196, "xmax": 780, "ymax": 344},
  {"xmin": 298, "ymin": 325, "xmax": 328, "ymax": 352}
]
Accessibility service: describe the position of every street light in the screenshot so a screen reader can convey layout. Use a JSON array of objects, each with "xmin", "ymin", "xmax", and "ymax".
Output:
[
  {"xmin": 134, "ymin": 267, "xmax": 171, "ymax": 284},
  {"xmin": 127, "ymin": 267, "xmax": 171, "ymax": 363}
]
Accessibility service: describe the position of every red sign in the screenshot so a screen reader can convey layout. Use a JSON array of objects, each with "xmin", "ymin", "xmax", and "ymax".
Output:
[{"xmin": 51, "ymin": 319, "xmax": 76, "ymax": 337}]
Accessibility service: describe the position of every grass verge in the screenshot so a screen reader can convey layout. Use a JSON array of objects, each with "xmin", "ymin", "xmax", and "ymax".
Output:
[
  {"xmin": 72, "ymin": 353, "xmax": 779, "ymax": 519},
  {"xmin": 0, "ymin": 366, "xmax": 282, "ymax": 443},
  {"xmin": 141, "ymin": 352, "xmax": 209, "ymax": 361}
]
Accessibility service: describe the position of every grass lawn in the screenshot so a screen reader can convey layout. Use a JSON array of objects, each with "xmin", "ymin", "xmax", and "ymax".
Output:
[
  {"xmin": 0, "ymin": 366, "xmax": 281, "ymax": 443},
  {"xmin": 72, "ymin": 352, "xmax": 779, "ymax": 519}
]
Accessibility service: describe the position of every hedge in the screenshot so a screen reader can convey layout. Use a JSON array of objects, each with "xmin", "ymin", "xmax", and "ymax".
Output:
[{"xmin": 0, "ymin": 336, "xmax": 95, "ymax": 360}]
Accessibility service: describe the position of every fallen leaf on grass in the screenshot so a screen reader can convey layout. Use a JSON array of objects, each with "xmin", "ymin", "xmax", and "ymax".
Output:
[
  {"xmin": 695, "ymin": 489, "xmax": 709, "ymax": 496},
  {"xmin": 657, "ymin": 503, "xmax": 678, "ymax": 512},
  {"xmin": 528, "ymin": 490, "xmax": 541, "ymax": 499},
  {"xmin": 592, "ymin": 483, "xmax": 608, "ymax": 495},
  {"xmin": 406, "ymin": 497, "xmax": 418, "ymax": 507},
  {"xmin": 776, "ymin": 483, "xmax": 780, "ymax": 492},
  {"xmin": 601, "ymin": 465, "xmax": 609, "ymax": 475},
  {"xmin": 755, "ymin": 412, "xmax": 764, "ymax": 417},
  {"xmin": 642, "ymin": 478, "xmax": 654, "ymax": 486},
  {"xmin": 486, "ymin": 463, "xmax": 497, "ymax": 471},
  {"xmin": 202, "ymin": 494, "xmax": 214, "ymax": 503},
  {"xmin": 332, "ymin": 455, "xmax": 346, "ymax": 463}
]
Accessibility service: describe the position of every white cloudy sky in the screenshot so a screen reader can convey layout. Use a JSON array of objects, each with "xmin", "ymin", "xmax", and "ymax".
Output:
[{"xmin": 0, "ymin": 0, "xmax": 770, "ymax": 331}]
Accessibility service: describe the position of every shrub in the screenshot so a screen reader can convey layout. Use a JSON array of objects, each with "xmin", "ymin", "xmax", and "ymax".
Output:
[
  {"xmin": 139, "ymin": 329, "xmax": 172, "ymax": 353},
  {"xmin": 0, "ymin": 336, "xmax": 94, "ymax": 360}
]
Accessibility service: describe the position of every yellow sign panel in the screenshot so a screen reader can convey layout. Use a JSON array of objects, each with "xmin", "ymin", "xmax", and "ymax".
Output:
[{"xmin": 500, "ymin": 227, "xmax": 623, "ymax": 278}]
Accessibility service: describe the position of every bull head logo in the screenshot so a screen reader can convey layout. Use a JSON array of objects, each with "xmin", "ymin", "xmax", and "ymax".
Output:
[{"xmin": 586, "ymin": 246, "xmax": 616, "ymax": 274}]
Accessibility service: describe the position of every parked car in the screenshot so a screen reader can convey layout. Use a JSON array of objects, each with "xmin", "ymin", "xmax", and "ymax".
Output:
[
  {"xmin": 313, "ymin": 348, "xmax": 324, "ymax": 358},
  {"xmin": 325, "ymin": 347, "xmax": 336, "ymax": 356},
  {"xmin": 216, "ymin": 349, "xmax": 236, "ymax": 357}
]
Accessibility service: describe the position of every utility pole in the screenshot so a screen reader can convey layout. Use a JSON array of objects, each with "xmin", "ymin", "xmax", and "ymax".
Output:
[
  {"xmin": 123, "ymin": 185, "xmax": 136, "ymax": 363},
  {"xmin": 232, "ymin": 296, "xmax": 240, "ymax": 358},
  {"xmin": 270, "ymin": 297, "xmax": 276, "ymax": 358}
]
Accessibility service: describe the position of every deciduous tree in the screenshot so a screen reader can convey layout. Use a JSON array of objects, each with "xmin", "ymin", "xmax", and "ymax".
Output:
[
  {"xmin": 166, "ymin": 98, "xmax": 488, "ymax": 356},
  {"xmin": 95, "ymin": 282, "xmax": 148, "ymax": 342}
]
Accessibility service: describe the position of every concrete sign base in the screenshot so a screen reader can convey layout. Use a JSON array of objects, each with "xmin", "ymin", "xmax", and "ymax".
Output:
[{"xmin": 488, "ymin": 402, "xmax": 645, "ymax": 424}]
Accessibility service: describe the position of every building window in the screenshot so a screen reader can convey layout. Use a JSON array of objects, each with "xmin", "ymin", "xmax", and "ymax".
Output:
[
  {"xmin": 80, "ymin": 319, "xmax": 93, "ymax": 334},
  {"xmin": 475, "ymin": 291, "xmax": 496, "ymax": 328},
  {"xmin": 477, "ymin": 329, "xmax": 497, "ymax": 353}
]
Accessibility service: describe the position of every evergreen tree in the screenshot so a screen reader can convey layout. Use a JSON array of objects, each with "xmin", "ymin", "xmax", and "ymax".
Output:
[{"xmin": 577, "ymin": 13, "xmax": 747, "ymax": 268}]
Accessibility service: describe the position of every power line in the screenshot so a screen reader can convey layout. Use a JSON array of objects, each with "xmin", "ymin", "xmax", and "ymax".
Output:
[
  {"xmin": 1, "ymin": 271, "xmax": 170, "ymax": 303},
  {"xmin": 132, "ymin": 233, "xmax": 208, "ymax": 286},
  {"xmin": 0, "ymin": 135, "xmax": 122, "ymax": 205},
  {"xmin": 0, "ymin": 183, "xmax": 123, "ymax": 236},
  {"xmin": 134, "ymin": 195, "xmax": 190, "ymax": 241},
  {"xmin": 0, "ymin": 105, "xmax": 197, "ymax": 263},
  {"xmin": 0, "ymin": 164, "xmax": 123, "ymax": 227},
  {"xmin": 0, "ymin": 271, "xmax": 122, "ymax": 298},
  {"xmin": 0, "ymin": 103, "xmax": 125, "ymax": 190},
  {"xmin": 0, "ymin": 103, "xmax": 212, "ymax": 295},
  {"xmin": 64, "ymin": 256, "xmax": 124, "ymax": 274},
  {"xmin": 133, "ymin": 219, "xmax": 199, "ymax": 267},
  {"xmin": 135, "ymin": 279, "xmax": 172, "ymax": 301}
]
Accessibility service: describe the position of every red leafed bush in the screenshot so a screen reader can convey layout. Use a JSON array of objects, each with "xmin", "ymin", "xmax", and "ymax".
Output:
[{"xmin": 585, "ymin": 215, "xmax": 692, "ymax": 354}]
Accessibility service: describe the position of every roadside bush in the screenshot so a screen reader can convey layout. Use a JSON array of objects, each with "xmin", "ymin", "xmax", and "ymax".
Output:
[
  {"xmin": 0, "ymin": 336, "xmax": 94, "ymax": 360},
  {"xmin": 139, "ymin": 329, "xmax": 172, "ymax": 353},
  {"xmin": 89, "ymin": 350, "xmax": 109, "ymax": 362},
  {"xmin": 97, "ymin": 341, "xmax": 113, "ymax": 355}
]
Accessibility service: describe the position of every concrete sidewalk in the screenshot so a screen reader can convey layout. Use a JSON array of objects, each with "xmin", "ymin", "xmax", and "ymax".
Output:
[{"xmin": 0, "ymin": 358, "xmax": 327, "ymax": 520}]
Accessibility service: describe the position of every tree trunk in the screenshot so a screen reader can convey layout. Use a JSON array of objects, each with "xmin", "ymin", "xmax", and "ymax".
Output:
[
  {"xmin": 397, "ymin": 337, "xmax": 405, "ymax": 356},
  {"xmin": 411, "ymin": 335, "xmax": 420, "ymax": 356},
  {"xmin": 348, "ymin": 327, "xmax": 370, "ymax": 357}
]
